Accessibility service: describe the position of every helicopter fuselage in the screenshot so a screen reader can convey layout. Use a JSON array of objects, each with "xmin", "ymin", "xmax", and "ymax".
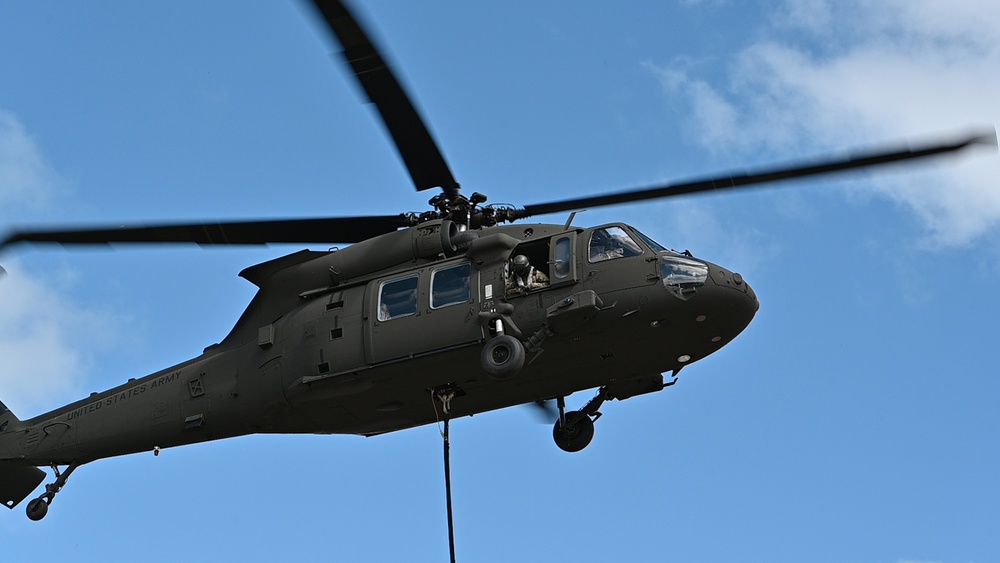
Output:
[{"xmin": 1, "ymin": 221, "xmax": 757, "ymax": 469}]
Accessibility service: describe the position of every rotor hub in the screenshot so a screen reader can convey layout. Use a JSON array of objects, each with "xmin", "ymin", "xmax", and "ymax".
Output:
[{"xmin": 412, "ymin": 191, "xmax": 520, "ymax": 230}]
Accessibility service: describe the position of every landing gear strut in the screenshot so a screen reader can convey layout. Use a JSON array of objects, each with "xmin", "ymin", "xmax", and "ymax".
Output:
[
  {"xmin": 26, "ymin": 461, "xmax": 79, "ymax": 521},
  {"xmin": 552, "ymin": 387, "xmax": 610, "ymax": 453}
]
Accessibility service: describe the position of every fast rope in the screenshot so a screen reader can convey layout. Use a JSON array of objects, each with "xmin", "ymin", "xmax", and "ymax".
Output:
[
  {"xmin": 442, "ymin": 418, "xmax": 456, "ymax": 563},
  {"xmin": 432, "ymin": 391, "xmax": 458, "ymax": 563}
]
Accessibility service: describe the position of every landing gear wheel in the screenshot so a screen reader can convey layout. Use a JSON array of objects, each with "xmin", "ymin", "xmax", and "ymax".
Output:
[
  {"xmin": 553, "ymin": 411, "xmax": 595, "ymax": 452},
  {"xmin": 480, "ymin": 334, "xmax": 525, "ymax": 380},
  {"xmin": 26, "ymin": 497, "xmax": 48, "ymax": 521}
]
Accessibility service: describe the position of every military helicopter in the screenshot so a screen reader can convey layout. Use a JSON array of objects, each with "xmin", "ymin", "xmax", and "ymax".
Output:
[{"xmin": 0, "ymin": 0, "xmax": 994, "ymax": 542}]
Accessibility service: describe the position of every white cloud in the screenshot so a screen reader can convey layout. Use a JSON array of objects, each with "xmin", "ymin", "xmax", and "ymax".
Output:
[
  {"xmin": 770, "ymin": 0, "xmax": 832, "ymax": 31},
  {"xmin": 652, "ymin": 0, "xmax": 1000, "ymax": 246},
  {"xmin": 0, "ymin": 262, "xmax": 107, "ymax": 415},
  {"xmin": 0, "ymin": 112, "xmax": 122, "ymax": 417},
  {"xmin": 0, "ymin": 110, "xmax": 64, "ymax": 212}
]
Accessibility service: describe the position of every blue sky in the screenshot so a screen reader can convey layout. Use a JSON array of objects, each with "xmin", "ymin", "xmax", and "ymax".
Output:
[{"xmin": 2, "ymin": 1, "xmax": 999, "ymax": 561}]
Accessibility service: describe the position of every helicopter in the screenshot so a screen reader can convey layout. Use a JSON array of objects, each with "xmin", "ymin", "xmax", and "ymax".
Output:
[{"xmin": 0, "ymin": 0, "xmax": 995, "ymax": 539}]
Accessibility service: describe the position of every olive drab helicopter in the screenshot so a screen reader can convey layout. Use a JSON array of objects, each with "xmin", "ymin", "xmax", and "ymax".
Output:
[{"xmin": 0, "ymin": 0, "xmax": 994, "ymax": 546}]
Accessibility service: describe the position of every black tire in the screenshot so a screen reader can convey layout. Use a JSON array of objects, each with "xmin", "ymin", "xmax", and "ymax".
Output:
[
  {"xmin": 480, "ymin": 335, "xmax": 525, "ymax": 380},
  {"xmin": 553, "ymin": 411, "xmax": 595, "ymax": 452},
  {"xmin": 26, "ymin": 498, "xmax": 48, "ymax": 521}
]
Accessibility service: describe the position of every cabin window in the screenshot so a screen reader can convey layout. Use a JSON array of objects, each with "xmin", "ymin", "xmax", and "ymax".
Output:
[
  {"xmin": 377, "ymin": 275, "xmax": 418, "ymax": 321},
  {"xmin": 431, "ymin": 262, "xmax": 472, "ymax": 309},
  {"xmin": 588, "ymin": 227, "xmax": 643, "ymax": 263}
]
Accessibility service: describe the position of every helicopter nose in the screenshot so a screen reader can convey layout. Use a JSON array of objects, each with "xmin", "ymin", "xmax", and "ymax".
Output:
[
  {"xmin": 708, "ymin": 263, "xmax": 757, "ymax": 304},
  {"xmin": 657, "ymin": 254, "xmax": 758, "ymax": 331},
  {"xmin": 703, "ymin": 262, "xmax": 759, "ymax": 330},
  {"xmin": 657, "ymin": 254, "xmax": 758, "ymax": 320},
  {"xmin": 652, "ymin": 256, "xmax": 759, "ymax": 371}
]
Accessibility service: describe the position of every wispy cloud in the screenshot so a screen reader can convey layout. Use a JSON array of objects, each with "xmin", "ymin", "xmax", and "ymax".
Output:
[
  {"xmin": 0, "ymin": 110, "xmax": 65, "ymax": 211},
  {"xmin": 0, "ymin": 111, "xmax": 122, "ymax": 416},
  {"xmin": 650, "ymin": 0, "xmax": 1000, "ymax": 246},
  {"xmin": 0, "ymin": 261, "xmax": 88, "ymax": 414}
]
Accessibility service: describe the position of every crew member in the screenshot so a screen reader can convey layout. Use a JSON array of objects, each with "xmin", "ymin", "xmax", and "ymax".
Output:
[{"xmin": 508, "ymin": 254, "xmax": 549, "ymax": 294}]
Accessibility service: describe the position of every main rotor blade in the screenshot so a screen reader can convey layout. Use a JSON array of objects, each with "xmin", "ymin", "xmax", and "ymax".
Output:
[
  {"xmin": 308, "ymin": 0, "xmax": 460, "ymax": 197},
  {"xmin": 0, "ymin": 215, "xmax": 412, "ymax": 249},
  {"xmin": 514, "ymin": 129, "xmax": 998, "ymax": 220}
]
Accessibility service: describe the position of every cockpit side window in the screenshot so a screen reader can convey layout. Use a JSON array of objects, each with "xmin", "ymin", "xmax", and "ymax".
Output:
[
  {"xmin": 588, "ymin": 227, "xmax": 643, "ymax": 263},
  {"xmin": 377, "ymin": 275, "xmax": 418, "ymax": 321}
]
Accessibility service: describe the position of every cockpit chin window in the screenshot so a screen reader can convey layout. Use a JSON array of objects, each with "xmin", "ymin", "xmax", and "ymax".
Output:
[{"xmin": 658, "ymin": 256, "xmax": 708, "ymax": 300}]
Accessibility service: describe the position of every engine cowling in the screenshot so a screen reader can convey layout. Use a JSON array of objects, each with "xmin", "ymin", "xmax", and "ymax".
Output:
[{"xmin": 325, "ymin": 219, "xmax": 460, "ymax": 285}]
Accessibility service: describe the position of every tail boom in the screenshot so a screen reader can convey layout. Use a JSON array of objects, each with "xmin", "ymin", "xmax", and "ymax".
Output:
[{"xmin": 0, "ymin": 401, "xmax": 46, "ymax": 509}]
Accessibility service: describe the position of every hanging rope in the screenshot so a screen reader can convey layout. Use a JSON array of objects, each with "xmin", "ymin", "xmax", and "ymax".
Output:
[
  {"xmin": 431, "ymin": 391, "xmax": 458, "ymax": 563},
  {"xmin": 443, "ymin": 418, "xmax": 456, "ymax": 563}
]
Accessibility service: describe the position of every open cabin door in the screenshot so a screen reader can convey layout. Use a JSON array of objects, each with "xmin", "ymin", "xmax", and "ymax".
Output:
[
  {"xmin": 548, "ymin": 231, "xmax": 579, "ymax": 288},
  {"xmin": 505, "ymin": 230, "xmax": 580, "ymax": 299}
]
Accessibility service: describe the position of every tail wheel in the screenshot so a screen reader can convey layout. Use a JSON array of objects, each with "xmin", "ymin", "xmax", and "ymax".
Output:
[
  {"xmin": 480, "ymin": 334, "xmax": 525, "ymax": 380},
  {"xmin": 26, "ymin": 497, "xmax": 48, "ymax": 521},
  {"xmin": 553, "ymin": 411, "xmax": 595, "ymax": 452}
]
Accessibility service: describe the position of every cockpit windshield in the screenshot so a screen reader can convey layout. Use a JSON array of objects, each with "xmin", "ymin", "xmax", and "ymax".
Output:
[
  {"xmin": 588, "ymin": 226, "xmax": 643, "ymax": 263},
  {"xmin": 630, "ymin": 227, "xmax": 667, "ymax": 253}
]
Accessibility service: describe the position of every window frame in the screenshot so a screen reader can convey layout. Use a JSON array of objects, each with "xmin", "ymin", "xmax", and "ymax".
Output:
[
  {"xmin": 376, "ymin": 274, "xmax": 419, "ymax": 322},
  {"xmin": 430, "ymin": 261, "xmax": 472, "ymax": 310},
  {"xmin": 552, "ymin": 236, "xmax": 573, "ymax": 280}
]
